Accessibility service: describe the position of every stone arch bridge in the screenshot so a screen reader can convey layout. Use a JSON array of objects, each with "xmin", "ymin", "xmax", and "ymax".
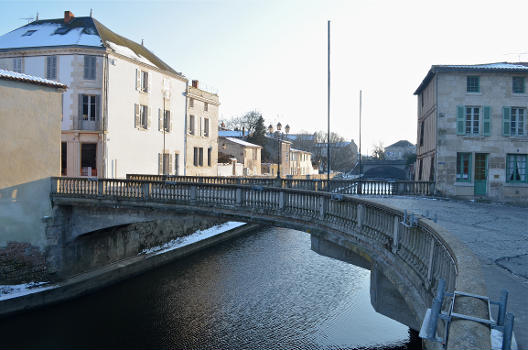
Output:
[{"xmin": 50, "ymin": 177, "xmax": 488, "ymax": 350}]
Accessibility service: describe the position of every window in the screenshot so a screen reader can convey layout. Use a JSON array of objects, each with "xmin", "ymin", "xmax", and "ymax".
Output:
[
  {"xmin": 46, "ymin": 56, "xmax": 57, "ymax": 80},
  {"xmin": 465, "ymin": 106, "xmax": 480, "ymax": 135},
  {"xmin": 140, "ymin": 105, "xmax": 148, "ymax": 129},
  {"xmin": 506, "ymin": 154, "xmax": 527, "ymax": 183},
  {"xmin": 22, "ymin": 30, "xmax": 36, "ymax": 37},
  {"xmin": 419, "ymin": 121, "xmax": 425, "ymax": 146},
  {"xmin": 456, "ymin": 153, "xmax": 472, "ymax": 182},
  {"xmin": 204, "ymin": 102, "xmax": 208, "ymax": 112},
  {"xmin": 207, "ymin": 147, "xmax": 212, "ymax": 167},
  {"xmin": 193, "ymin": 147, "xmax": 203, "ymax": 166},
  {"xmin": 418, "ymin": 159, "xmax": 423, "ymax": 180},
  {"xmin": 204, "ymin": 118, "xmax": 209, "ymax": 137},
  {"xmin": 61, "ymin": 142, "xmax": 67, "ymax": 176},
  {"xmin": 163, "ymin": 153, "xmax": 171, "ymax": 175},
  {"xmin": 174, "ymin": 153, "xmax": 179, "ymax": 175},
  {"xmin": 189, "ymin": 115, "xmax": 195, "ymax": 135},
  {"xmin": 82, "ymin": 95, "xmax": 97, "ymax": 121},
  {"xmin": 513, "ymin": 77, "xmax": 525, "ymax": 94},
  {"xmin": 510, "ymin": 107, "xmax": 525, "ymax": 136},
  {"xmin": 13, "ymin": 57, "xmax": 23, "ymax": 73},
  {"xmin": 84, "ymin": 55, "xmax": 96, "ymax": 80},
  {"xmin": 164, "ymin": 110, "xmax": 171, "ymax": 132},
  {"xmin": 467, "ymin": 76, "xmax": 480, "ymax": 93},
  {"xmin": 141, "ymin": 71, "xmax": 148, "ymax": 92},
  {"xmin": 81, "ymin": 143, "xmax": 97, "ymax": 177},
  {"xmin": 189, "ymin": 98, "xmax": 194, "ymax": 108}
]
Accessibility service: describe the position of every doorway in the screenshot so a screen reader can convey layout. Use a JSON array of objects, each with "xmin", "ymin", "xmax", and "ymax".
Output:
[{"xmin": 474, "ymin": 153, "xmax": 487, "ymax": 196}]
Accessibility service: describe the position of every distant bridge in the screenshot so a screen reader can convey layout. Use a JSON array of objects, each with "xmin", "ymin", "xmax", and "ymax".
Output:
[{"xmin": 50, "ymin": 176, "xmax": 489, "ymax": 350}]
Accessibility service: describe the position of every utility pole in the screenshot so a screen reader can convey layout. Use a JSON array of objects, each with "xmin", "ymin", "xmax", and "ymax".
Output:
[
  {"xmin": 359, "ymin": 90, "xmax": 362, "ymax": 176},
  {"xmin": 327, "ymin": 20, "xmax": 331, "ymax": 181}
]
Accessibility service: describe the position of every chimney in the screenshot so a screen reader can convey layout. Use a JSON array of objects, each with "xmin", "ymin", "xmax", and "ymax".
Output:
[
  {"xmin": 192, "ymin": 80, "xmax": 199, "ymax": 88},
  {"xmin": 64, "ymin": 10, "xmax": 75, "ymax": 24}
]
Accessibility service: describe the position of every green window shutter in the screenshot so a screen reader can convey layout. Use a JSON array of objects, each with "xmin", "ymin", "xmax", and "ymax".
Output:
[
  {"xmin": 456, "ymin": 106, "xmax": 465, "ymax": 135},
  {"xmin": 468, "ymin": 153, "xmax": 473, "ymax": 181},
  {"xmin": 483, "ymin": 106, "xmax": 491, "ymax": 136},
  {"xmin": 503, "ymin": 107, "xmax": 511, "ymax": 136}
]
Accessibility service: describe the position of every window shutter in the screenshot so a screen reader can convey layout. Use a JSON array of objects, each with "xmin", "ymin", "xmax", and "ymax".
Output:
[
  {"xmin": 483, "ymin": 106, "xmax": 491, "ymax": 136},
  {"xmin": 78, "ymin": 94, "xmax": 83, "ymax": 129},
  {"xmin": 95, "ymin": 95, "xmax": 101, "ymax": 127},
  {"xmin": 158, "ymin": 153, "xmax": 162, "ymax": 175},
  {"xmin": 90, "ymin": 57, "xmax": 96, "ymax": 80},
  {"xmin": 84, "ymin": 56, "xmax": 89, "ymax": 79},
  {"xmin": 134, "ymin": 104, "xmax": 140, "ymax": 128},
  {"xmin": 158, "ymin": 108, "xmax": 162, "ymax": 131},
  {"xmin": 148, "ymin": 73, "xmax": 151, "ymax": 93},
  {"xmin": 169, "ymin": 113, "xmax": 173, "ymax": 133},
  {"xmin": 147, "ymin": 107, "xmax": 151, "ymax": 129},
  {"xmin": 503, "ymin": 107, "xmax": 511, "ymax": 136},
  {"xmin": 168, "ymin": 154, "xmax": 173, "ymax": 174},
  {"xmin": 456, "ymin": 106, "xmax": 464, "ymax": 135},
  {"xmin": 135, "ymin": 69, "xmax": 140, "ymax": 91}
]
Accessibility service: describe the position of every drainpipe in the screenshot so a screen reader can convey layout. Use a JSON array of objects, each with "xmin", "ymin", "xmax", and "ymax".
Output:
[
  {"xmin": 183, "ymin": 84, "xmax": 188, "ymax": 176},
  {"xmin": 102, "ymin": 53, "xmax": 109, "ymax": 178}
]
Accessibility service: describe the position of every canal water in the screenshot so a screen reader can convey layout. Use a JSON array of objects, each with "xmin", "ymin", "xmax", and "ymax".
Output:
[{"xmin": 0, "ymin": 226, "xmax": 421, "ymax": 349}]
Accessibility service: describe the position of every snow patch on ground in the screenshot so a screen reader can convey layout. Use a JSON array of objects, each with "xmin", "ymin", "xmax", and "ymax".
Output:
[
  {"xmin": 0, "ymin": 282, "xmax": 55, "ymax": 301},
  {"xmin": 140, "ymin": 221, "xmax": 246, "ymax": 256},
  {"xmin": 491, "ymin": 327, "xmax": 518, "ymax": 350}
]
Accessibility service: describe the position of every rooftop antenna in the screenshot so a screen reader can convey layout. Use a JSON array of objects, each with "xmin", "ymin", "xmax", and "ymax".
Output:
[
  {"xmin": 20, "ymin": 16, "xmax": 34, "ymax": 24},
  {"xmin": 141, "ymin": 39, "xmax": 144, "ymax": 46},
  {"xmin": 36, "ymin": 12, "xmax": 39, "ymax": 21},
  {"xmin": 90, "ymin": 8, "xmax": 93, "ymax": 17}
]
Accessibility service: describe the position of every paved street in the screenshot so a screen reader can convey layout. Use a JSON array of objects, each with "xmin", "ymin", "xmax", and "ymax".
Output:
[{"xmin": 368, "ymin": 196, "xmax": 528, "ymax": 349}]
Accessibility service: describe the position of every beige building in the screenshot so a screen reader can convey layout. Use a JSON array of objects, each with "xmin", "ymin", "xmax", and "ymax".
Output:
[
  {"xmin": 219, "ymin": 137, "xmax": 262, "ymax": 175},
  {"xmin": 0, "ymin": 70, "xmax": 65, "ymax": 282},
  {"xmin": 414, "ymin": 62, "xmax": 528, "ymax": 203},
  {"xmin": 186, "ymin": 80, "xmax": 219, "ymax": 176},
  {"xmin": 289, "ymin": 148, "xmax": 315, "ymax": 176}
]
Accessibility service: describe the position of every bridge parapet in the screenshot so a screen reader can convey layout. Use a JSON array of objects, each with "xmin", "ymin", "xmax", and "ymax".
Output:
[
  {"xmin": 50, "ymin": 177, "xmax": 488, "ymax": 349},
  {"xmin": 126, "ymin": 174, "xmax": 435, "ymax": 196}
]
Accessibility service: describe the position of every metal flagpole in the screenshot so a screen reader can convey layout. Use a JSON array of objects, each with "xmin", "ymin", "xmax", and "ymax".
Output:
[
  {"xmin": 359, "ymin": 90, "xmax": 362, "ymax": 176},
  {"xmin": 327, "ymin": 20, "xmax": 331, "ymax": 181}
]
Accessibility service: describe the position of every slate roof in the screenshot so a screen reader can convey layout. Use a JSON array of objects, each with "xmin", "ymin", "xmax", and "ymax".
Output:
[
  {"xmin": 0, "ymin": 16, "xmax": 181, "ymax": 76},
  {"xmin": 414, "ymin": 62, "xmax": 528, "ymax": 95},
  {"xmin": 0, "ymin": 69, "xmax": 66, "ymax": 89},
  {"xmin": 386, "ymin": 140, "xmax": 414, "ymax": 149}
]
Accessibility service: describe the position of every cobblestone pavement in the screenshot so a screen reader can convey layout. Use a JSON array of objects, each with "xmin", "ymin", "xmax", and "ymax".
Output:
[{"xmin": 367, "ymin": 196, "xmax": 528, "ymax": 349}]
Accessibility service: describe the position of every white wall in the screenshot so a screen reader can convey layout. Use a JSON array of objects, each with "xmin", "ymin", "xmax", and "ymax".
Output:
[{"xmin": 106, "ymin": 55, "xmax": 186, "ymax": 178}]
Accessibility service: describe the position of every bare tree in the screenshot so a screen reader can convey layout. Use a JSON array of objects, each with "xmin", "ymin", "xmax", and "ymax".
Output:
[
  {"xmin": 371, "ymin": 142, "xmax": 386, "ymax": 160},
  {"xmin": 221, "ymin": 110, "xmax": 263, "ymax": 135}
]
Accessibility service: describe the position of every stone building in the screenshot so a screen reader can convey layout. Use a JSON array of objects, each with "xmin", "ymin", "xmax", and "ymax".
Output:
[
  {"xmin": 0, "ymin": 11, "xmax": 187, "ymax": 178},
  {"xmin": 385, "ymin": 140, "xmax": 415, "ymax": 160},
  {"xmin": 218, "ymin": 137, "xmax": 262, "ymax": 175},
  {"xmin": 289, "ymin": 148, "xmax": 316, "ymax": 176},
  {"xmin": 414, "ymin": 62, "xmax": 528, "ymax": 202},
  {"xmin": 0, "ymin": 69, "xmax": 66, "ymax": 282},
  {"xmin": 186, "ymin": 80, "xmax": 219, "ymax": 176}
]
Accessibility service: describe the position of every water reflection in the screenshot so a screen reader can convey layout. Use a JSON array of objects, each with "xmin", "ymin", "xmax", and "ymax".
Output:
[{"xmin": 0, "ymin": 226, "xmax": 420, "ymax": 349}]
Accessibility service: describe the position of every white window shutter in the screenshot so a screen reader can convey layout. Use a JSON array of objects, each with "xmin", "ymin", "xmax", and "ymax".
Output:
[
  {"xmin": 158, "ymin": 108, "xmax": 162, "ymax": 131},
  {"xmin": 158, "ymin": 153, "xmax": 162, "ymax": 175},
  {"xmin": 134, "ymin": 103, "xmax": 140, "ymax": 128},
  {"xmin": 168, "ymin": 154, "xmax": 173, "ymax": 174},
  {"xmin": 135, "ymin": 69, "xmax": 140, "ymax": 91},
  {"xmin": 148, "ymin": 73, "xmax": 151, "ymax": 94},
  {"xmin": 147, "ymin": 107, "xmax": 151, "ymax": 129}
]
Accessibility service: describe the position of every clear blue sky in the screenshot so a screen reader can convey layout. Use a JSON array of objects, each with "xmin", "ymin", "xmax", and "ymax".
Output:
[{"xmin": 2, "ymin": 0, "xmax": 528, "ymax": 153}]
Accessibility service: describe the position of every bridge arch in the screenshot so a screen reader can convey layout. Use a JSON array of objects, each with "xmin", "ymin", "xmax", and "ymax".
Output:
[{"xmin": 51, "ymin": 178, "xmax": 490, "ymax": 349}]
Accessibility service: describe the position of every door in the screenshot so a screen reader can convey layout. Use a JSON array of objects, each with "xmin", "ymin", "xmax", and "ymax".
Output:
[{"xmin": 474, "ymin": 153, "xmax": 488, "ymax": 196}]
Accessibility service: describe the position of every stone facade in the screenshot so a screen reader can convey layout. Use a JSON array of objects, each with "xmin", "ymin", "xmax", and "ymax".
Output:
[
  {"xmin": 289, "ymin": 148, "xmax": 316, "ymax": 175},
  {"xmin": 0, "ymin": 73, "xmax": 65, "ymax": 283},
  {"xmin": 219, "ymin": 137, "xmax": 262, "ymax": 175},
  {"xmin": 415, "ymin": 63, "xmax": 528, "ymax": 203},
  {"xmin": 186, "ymin": 81, "xmax": 219, "ymax": 176}
]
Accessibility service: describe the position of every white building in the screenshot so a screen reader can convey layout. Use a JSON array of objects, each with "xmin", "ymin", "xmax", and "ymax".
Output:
[{"xmin": 0, "ymin": 11, "xmax": 187, "ymax": 178}]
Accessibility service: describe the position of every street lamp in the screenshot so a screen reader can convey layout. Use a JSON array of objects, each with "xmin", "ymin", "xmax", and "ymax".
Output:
[{"xmin": 271, "ymin": 122, "xmax": 290, "ymax": 179}]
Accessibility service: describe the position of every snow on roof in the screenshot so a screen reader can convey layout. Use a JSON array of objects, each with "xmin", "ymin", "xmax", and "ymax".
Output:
[
  {"xmin": 0, "ymin": 16, "xmax": 182, "ymax": 77},
  {"xmin": 0, "ymin": 19, "xmax": 103, "ymax": 49},
  {"xmin": 386, "ymin": 140, "xmax": 415, "ymax": 149},
  {"xmin": 0, "ymin": 69, "xmax": 66, "ymax": 89},
  {"xmin": 224, "ymin": 137, "xmax": 261, "ymax": 148},
  {"xmin": 415, "ymin": 62, "xmax": 528, "ymax": 95},
  {"xmin": 290, "ymin": 148, "xmax": 312, "ymax": 154}
]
